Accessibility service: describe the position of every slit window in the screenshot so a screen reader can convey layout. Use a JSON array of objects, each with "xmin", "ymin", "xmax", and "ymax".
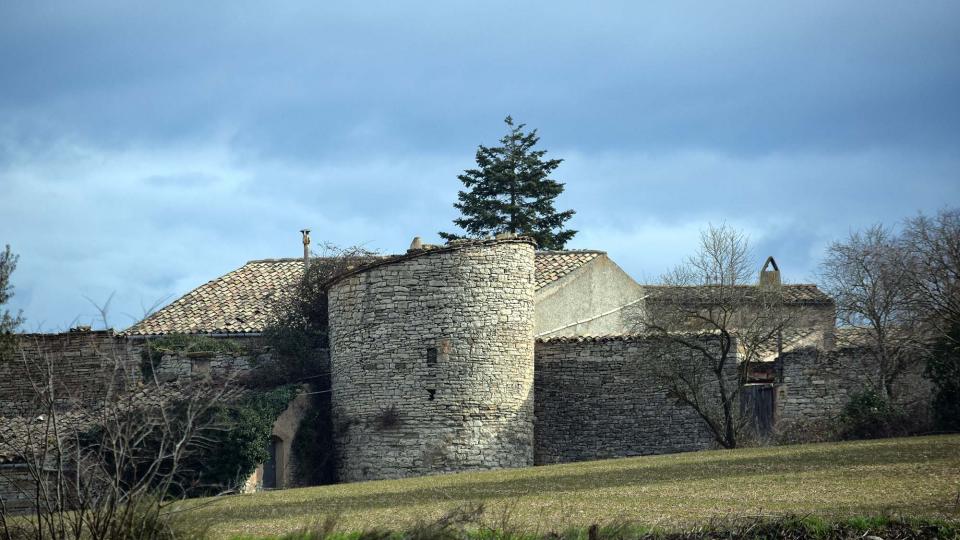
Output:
[
  {"xmin": 427, "ymin": 389, "xmax": 436, "ymax": 401},
  {"xmin": 426, "ymin": 347, "xmax": 438, "ymax": 366}
]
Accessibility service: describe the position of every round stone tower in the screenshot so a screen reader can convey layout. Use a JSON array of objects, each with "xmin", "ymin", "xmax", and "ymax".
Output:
[{"xmin": 326, "ymin": 237, "xmax": 536, "ymax": 482}]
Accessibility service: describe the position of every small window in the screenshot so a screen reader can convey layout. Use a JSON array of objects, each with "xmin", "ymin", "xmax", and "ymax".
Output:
[
  {"xmin": 426, "ymin": 347, "xmax": 437, "ymax": 366},
  {"xmin": 427, "ymin": 389, "xmax": 436, "ymax": 401}
]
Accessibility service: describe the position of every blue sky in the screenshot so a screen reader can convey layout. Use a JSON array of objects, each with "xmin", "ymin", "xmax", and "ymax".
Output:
[{"xmin": 1, "ymin": 1, "xmax": 958, "ymax": 331}]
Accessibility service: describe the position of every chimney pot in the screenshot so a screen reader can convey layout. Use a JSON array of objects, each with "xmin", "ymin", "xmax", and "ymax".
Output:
[
  {"xmin": 300, "ymin": 229, "xmax": 311, "ymax": 269},
  {"xmin": 759, "ymin": 256, "xmax": 781, "ymax": 288}
]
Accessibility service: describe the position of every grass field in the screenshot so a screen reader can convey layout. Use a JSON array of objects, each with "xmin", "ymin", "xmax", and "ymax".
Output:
[{"xmin": 180, "ymin": 435, "xmax": 960, "ymax": 538}]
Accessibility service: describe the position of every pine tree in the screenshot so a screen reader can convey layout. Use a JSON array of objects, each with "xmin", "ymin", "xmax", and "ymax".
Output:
[{"xmin": 440, "ymin": 116, "xmax": 576, "ymax": 250}]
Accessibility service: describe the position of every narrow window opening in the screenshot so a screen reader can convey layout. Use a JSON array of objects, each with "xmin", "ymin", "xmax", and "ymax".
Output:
[
  {"xmin": 426, "ymin": 347, "xmax": 437, "ymax": 366},
  {"xmin": 427, "ymin": 389, "xmax": 436, "ymax": 401}
]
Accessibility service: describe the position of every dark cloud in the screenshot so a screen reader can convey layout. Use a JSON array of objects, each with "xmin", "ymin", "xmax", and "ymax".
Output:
[
  {"xmin": 1, "ymin": 1, "xmax": 957, "ymax": 329},
  {"xmin": 3, "ymin": 1, "xmax": 958, "ymax": 159}
]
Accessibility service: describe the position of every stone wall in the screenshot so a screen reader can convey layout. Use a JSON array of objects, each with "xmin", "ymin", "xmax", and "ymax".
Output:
[
  {"xmin": 534, "ymin": 335, "xmax": 735, "ymax": 464},
  {"xmin": 0, "ymin": 332, "xmax": 270, "ymax": 417},
  {"xmin": 148, "ymin": 349, "xmax": 258, "ymax": 381},
  {"xmin": 0, "ymin": 330, "xmax": 140, "ymax": 416},
  {"xmin": 0, "ymin": 465, "xmax": 66, "ymax": 514},
  {"xmin": 776, "ymin": 346, "xmax": 933, "ymax": 426},
  {"xmin": 328, "ymin": 238, "xmax": 536, "ymax": 482}
]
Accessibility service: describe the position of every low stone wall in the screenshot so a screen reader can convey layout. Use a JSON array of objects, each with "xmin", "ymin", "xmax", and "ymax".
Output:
[
  {"xmin": 534, "ymin": 335, "xmax": 735, "ymax": 464},
  {"xmin": 150, "ymin": 351, "xmax": 255, "ymax": 381},
  {"xmin": 1, "ymin": 466, "xmax": 44, "ymax": 514},
  {"xmin": 0, "ymin": 331, "xmax": 140, "ymax": 416},
  {"xmin": 0, "ymin": 464, "xmax": 80, "ymax": 515},
  {"xmin": 1, "ymin": 332, "xmax": 270, "ymax": 416},
  {"xmin": 776, "ymin": 346, "xmax": 933, "ymax": 426}
]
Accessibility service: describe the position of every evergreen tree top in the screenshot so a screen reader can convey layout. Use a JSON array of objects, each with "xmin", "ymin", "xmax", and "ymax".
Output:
[{"xmin": 440, "ymin": 116, "xmax": 576, "ymax": 250}]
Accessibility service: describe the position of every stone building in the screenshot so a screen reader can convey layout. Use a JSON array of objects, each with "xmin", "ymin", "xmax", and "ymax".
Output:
[
  {"xmin": 326, "ymin": 238, "xmax": 536, "ymax": 481},
  {"xmin": 2, "ymin": 234, "xmax": 932, "ymax": 494}
]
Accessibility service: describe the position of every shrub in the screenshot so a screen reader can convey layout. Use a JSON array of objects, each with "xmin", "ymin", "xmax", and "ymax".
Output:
[
  {"xmin": 839, "ymin": 390, "xmax": 909, "ymax": 440},
  {"xmin": 773, "ymin": 417, "xmax": 841, "ymax": 445}
]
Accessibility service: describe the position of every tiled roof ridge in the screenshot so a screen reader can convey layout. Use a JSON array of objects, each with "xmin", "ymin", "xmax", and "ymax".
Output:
[
  {"xmin": 643, "ymin": 283, "xmax": 821, "ymax": 287},
  {"xmin": 245, "ymin": 257, "xmax": 303, "ymax": 264},
  {"xmin": 536, "ymin": 249, "xmax": 606, "ymax": 254},
  {"xmin": 247, "ymin": 251, "xmax": 597, "ymax": 266},
  {"xmin": 536, "ymin": 330, "xmax": 726, "ymax": 344},
  {"xmin": 245, "ymin": 256, "xmax": 391, "ymax": 265},
  {"xmin": 643, "ymin": 283, "xmax": 834, "ymax": 305}
]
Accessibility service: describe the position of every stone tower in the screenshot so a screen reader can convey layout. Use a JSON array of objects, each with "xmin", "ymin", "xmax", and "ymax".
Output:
[{"xmin": 326, "ymin": 237, "xmax": 536, "ymax": 482}]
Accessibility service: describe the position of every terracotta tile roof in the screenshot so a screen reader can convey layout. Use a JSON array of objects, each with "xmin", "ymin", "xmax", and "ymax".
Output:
[
  {"xmin": 534, "ymin": 250, "xmax": 604, "ymax": 289},
  {"xmin": 644, "ymin": 284, "xmax": 833, "ymax": 306},
  {"xmin": 125, "ymin": 251, "xmax": 604, "ymax": 336},
  {"xmin": 125, "ymin": 259, "xmax": 305, "ymax": 336}
]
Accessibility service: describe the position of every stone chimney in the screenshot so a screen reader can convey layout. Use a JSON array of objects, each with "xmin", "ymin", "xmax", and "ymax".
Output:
[
  {"xmin": 759, "ymin": 256, "xmax": 781, "ymax": 288},
  {"xmin": 300, "ymin": 229, "xmax": 311, "ymax": 269}
]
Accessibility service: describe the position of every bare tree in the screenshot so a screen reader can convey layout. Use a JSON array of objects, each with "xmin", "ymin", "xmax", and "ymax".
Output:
[
  {"xmin": 901, "ymin": 208, "xmax": 960, "ymax": 431},
  {"xmin": 819, "ymin": 224, "xmax": 925, "ymax": 400},
  {"xmin": 902, "ymin": 208, "xmax": 960, "ymax": 345},
  {"xmin": 0, "ymin": 306, "xmax": 238, "ymax": 539},
  {"xmin": 638, "ymin": 224, "xmax": 787, "ymax": 449}
]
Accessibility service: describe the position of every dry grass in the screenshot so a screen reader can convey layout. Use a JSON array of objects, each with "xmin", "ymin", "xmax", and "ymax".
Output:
[{"xmin": 174, "ymin": 435, "xmax": 960, "ymax": 538}]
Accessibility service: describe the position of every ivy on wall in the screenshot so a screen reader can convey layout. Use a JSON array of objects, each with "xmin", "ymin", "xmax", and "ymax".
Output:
[
  {"xmin": 140, "ymin": 334, "xmax": 247, "ymax": 380},
  {"xmin": 198, "ymin": 384, "xmax": 299, "ymax": 491},
  {"xmin": 92, "ymin": 384, "xmax": 300, "ymax": 496}
]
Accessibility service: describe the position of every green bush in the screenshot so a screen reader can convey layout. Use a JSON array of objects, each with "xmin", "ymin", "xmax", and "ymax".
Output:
[{"xmin": 840, "ymin": 390, "xmax": 908, "ymax": 440}]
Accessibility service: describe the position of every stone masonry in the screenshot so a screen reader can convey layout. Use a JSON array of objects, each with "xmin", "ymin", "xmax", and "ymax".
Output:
[
  {"xmin": 776, "ymin": 346, "xmax": 933, "ymax": 426},
  {"xmin": 534, "ymin": 335, "xmax": 736, "ymax": 464},
  {"xmin": 0, "ymin": 330, "xmax": 139, "ymax": 416},
  {"xmin": 2, "ymin": 237, "xmax": 940, "ymax": 498},
  {"xmin": 327, "ymin": 238, "xmax": 536, "ymax": 482}
]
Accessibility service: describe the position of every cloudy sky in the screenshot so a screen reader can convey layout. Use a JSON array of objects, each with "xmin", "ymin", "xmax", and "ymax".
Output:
[{"xmin": 1, "ymin": 2, "xmax": 958, "ymax": 331}]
